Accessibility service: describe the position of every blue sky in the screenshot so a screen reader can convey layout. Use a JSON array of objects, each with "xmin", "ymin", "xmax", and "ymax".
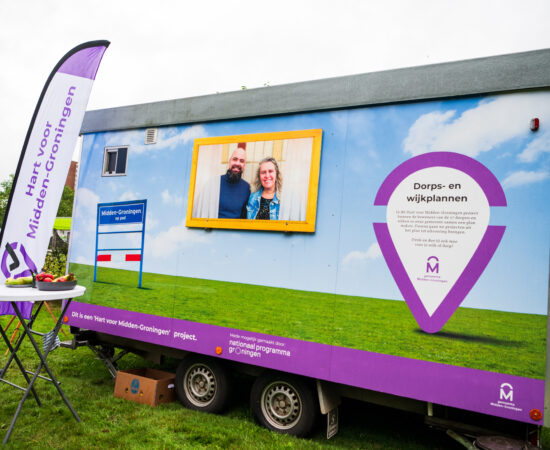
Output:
[{"xmin": 70, "ymin": 90, "xmax": 550, "ymax": 315}]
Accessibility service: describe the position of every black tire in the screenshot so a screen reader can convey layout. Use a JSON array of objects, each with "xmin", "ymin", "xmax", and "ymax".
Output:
[
  {"xmin": 175, "ymin": 354, "xmax": 230, "ymax": 413},
  {"xmin": 250, "ymin": 371, "xmax": 318, "ymax": 437}
]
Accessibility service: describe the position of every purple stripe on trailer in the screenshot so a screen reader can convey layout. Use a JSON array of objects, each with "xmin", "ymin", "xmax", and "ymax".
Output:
[{"xmin": 67, "ymin": 301, "xmax": 544, "ymax": 425}]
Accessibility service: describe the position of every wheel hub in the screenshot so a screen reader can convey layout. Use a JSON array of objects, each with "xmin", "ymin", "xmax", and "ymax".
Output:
[
  {"xmin": 184, "ymin": 364, "xmax": 216, "ymax": 407},
  {"xmin": 261, "ymin": 381, "xmax": 302, "ymax": 429}
]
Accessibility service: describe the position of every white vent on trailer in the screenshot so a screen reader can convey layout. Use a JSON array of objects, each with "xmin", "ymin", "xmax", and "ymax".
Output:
[{"xmin": 145, "ymin": 128, "xmax": 158, "ymax": 145}]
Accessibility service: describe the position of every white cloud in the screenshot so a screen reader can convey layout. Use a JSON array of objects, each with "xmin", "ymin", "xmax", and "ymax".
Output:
[
  {"xmin": 159, "ymin": 125, "xmax": 207, "ymax": 150},
  {"xmin": 403, "ymin": 93, "xmax": 550, "ymax": 157},
  {"xmin": 161, "ymin": 189, "xmax": 184, "ymax": 206},
  {"xmin": 404, "ymin": 110, "xmax": 456, "ymax": 155},
  {"xmin": 104, "ymin": 125, "xmax": 207, "ymax": 156},
  {"xmin": 518, "ymin": 130, "xmax": 550, "ymax": 162},
  {"xmin": 119, "ymin": 190, "xmax": 141, "ymax": 202},
  {"xmin": 146, "ymin": 217, "xmax": 159, "ymax": 230},
  {"xmin": 73, "ymin": 187, "xmax": 100, "ymax": 232},
  {"xmin": 74, "ymin": 187, "xmax": 99, "ymax": 214},
  {"xmin": 342, "ymin": 242, "xmax": 381, "ymax": 265},
  {"xmin": 145, "ymin": 220, "xmax": 210, "ymax": 259},
  {"xmin": 502, "ymin": 170, "xmax": 549, "ymax": 189},
  {"xmin": 105, "ymin": 131, "xmax": 143, "ymax": 151},
  {"xmin": 75, "ymin": 255, "xmax": 93, "ymax": 265}
]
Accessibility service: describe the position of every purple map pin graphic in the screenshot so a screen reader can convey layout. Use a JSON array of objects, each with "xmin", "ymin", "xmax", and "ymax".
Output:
[{"xmin": 374, "ymin": 152, "xmax": 506, "ymax": 333}]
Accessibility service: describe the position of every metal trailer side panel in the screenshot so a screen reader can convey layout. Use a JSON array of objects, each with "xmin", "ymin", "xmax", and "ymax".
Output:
[{"xmin": 69, "ymin": 49, "xmax": 550, "ymax": 426}]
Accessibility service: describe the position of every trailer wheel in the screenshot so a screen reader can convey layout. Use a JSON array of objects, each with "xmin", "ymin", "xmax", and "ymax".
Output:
[
  {"xmin": 175, "ymin": 355, "xmax": 230, "ymax": 413},
  {"xmin": 250, "ymin": 372, "xmax": 317, "ymax": 437}
]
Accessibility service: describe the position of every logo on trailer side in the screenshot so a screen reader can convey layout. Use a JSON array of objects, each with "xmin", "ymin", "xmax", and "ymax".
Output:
[
  {"xmin": 426, "ymin": 256, "xmax": 439, "ymax": 274},
  {"xmin": 500, "ymin": 383, "xmax": 513, "ymax": 402}
]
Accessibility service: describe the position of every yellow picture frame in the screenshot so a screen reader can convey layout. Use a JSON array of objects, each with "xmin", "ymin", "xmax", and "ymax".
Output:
[{"xmin": 186, "ymin": 129, "xmax": 323, "ymax": 232}]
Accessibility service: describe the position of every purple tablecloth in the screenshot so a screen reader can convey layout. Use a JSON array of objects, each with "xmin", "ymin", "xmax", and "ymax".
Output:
[{"xmin": 0, "ymin": 302, "xmax": 33, "ymax": 320}]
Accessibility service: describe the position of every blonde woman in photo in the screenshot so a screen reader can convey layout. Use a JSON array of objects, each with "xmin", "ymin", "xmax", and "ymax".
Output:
[{"xmin": 246, "ymin": 157, "xmax": 282, "ymax": 220}]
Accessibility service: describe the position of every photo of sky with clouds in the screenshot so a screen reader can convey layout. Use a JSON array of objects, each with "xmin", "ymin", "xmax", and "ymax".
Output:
[
  {"xmin": 70, "ymin": 90, "xmax": 550, "ymax": 316},
  {"xmin": 1, "ymin": 0, "xmax": 548, "ymax": 322}
]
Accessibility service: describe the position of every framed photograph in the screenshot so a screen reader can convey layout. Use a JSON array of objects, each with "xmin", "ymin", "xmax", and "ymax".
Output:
[{"xmin": 186, "ymin": 129, "xmax": 322, "ymax": 232}]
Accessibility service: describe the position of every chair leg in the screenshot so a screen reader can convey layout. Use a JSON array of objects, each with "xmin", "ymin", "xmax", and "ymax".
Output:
[
  {"xmin": 2, "ymin": 315, "xmax": 16, "ymax": 333},
  {"xmin": 5, "ymin": 322, "xmax": 22, "ymax": 356},
  {"xmin": 3, "ymin": 316, "xmax": 18, "ymax": 356}
]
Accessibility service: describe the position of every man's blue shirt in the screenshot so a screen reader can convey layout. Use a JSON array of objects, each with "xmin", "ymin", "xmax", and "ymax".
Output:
[{"xmin": 218, "ymin": 174, "xmax": 250, "ymax": 219}]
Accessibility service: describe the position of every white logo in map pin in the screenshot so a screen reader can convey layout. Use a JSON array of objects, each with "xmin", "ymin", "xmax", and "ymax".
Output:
[{"xmin": 373, "ymin": 152, "xmax": 506, "ymax": 333}]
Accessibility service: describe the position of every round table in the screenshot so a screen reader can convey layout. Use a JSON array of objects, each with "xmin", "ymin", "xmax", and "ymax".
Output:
[
  {"xmin": 0, "ymin": 284, "xmax": 86, "ymax": 301},
  {"xmin": 0, "ymin": 284, "xmax": 86, "ymax": 443}
]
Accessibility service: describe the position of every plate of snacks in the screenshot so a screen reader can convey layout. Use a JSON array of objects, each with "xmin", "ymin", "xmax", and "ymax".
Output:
[{"xmin": 35, "ymin": 272, "xmax": 78, "ymax": 291}]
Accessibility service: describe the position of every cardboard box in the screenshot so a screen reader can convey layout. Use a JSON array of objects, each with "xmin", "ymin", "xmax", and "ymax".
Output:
[{"xmin": 114, "ymin": 368, "xmax": 175, "ymax": 406}]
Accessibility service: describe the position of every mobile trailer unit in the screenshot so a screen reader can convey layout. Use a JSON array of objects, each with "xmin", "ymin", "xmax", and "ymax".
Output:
[{"xmin": 68, "ymin": 49, "xmax": 550, "ymax": 441}]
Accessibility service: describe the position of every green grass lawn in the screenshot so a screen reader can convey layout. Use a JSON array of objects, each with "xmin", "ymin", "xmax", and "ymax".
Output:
[
  {"xmin": 71, "ymin": 263, "xmax": 546, "ymax": 379},
  {"xmin": 1, "ymin": 305, "xmax": 548, "ymax": 449},
  {"xmin": 0, "ymin": 308, "xmax": 462, "ymax": 449}
]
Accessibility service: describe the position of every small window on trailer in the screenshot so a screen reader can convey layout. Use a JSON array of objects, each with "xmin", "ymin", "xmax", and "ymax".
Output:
[{"xmin": 102, "ymin": 147, "xmax": 128, "ymax": 176}]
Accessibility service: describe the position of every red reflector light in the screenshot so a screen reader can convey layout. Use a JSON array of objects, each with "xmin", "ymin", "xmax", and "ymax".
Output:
[{"xmin": 530, "ymin": 409, "xmax": 542, "ymax": 421}]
